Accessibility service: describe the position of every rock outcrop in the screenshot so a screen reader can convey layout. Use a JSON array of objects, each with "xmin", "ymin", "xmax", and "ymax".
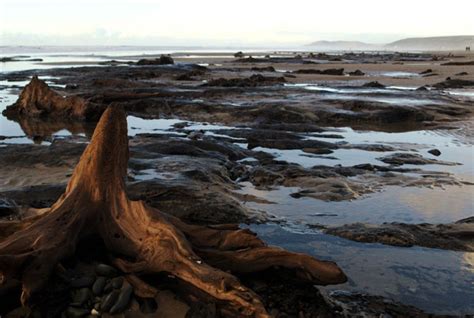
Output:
[
  {"xmin": 325, "ymin": 217, "xmax": 474, "ymax": 251},
  {"xmin": 294, "ymin": 68, "xmax": 344, "ymax": 75},
  {"xmin": 136, "ymin": 55, "xmax": 174, "ymax": 65},
  {"xmin": 204, "ymin": 74, "xmax": 286, "ymax": 87},
  {"xmin": 2, "ymin": 76, "xmax": 103, "ymax": 120}
]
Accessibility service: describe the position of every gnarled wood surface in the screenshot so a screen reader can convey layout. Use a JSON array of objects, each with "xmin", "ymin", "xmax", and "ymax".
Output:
[{"xmin": 0, "ymin": 107, "xmax": 346, "ymax": 317}]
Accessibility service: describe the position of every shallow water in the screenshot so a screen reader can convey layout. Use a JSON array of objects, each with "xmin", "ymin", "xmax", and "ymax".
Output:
[
  {"xmin": 249, "ymin": 223, "xmax": 474, "ymax": 315},
  {"xmin": 0, "ymin": 52, "xmax": 473, "ymax": 315},
  {"xmin": 284, "ymin": 83, "xmax": 442, "ymax": 105}
]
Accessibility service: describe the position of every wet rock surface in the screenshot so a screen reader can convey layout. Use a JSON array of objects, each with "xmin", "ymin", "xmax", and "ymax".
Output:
[
  {"xmin": 325, "ymin": 217, "xmax": 474, "ymax": 251},
  {"xmin": 377, "ymin": 152, "xmax": 459, "ymax": 166}
]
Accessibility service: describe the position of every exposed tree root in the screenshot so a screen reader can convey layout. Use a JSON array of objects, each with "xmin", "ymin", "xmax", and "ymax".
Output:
[{"xmin": 0, "ymin": 107, "xmax": 346, "ymax": 317}]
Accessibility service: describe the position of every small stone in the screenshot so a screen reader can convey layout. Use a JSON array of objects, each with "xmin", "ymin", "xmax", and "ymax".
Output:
[
  {"xmin": 90, "ymin": 308, "xmax": 100, "ymax": 316},
  {"xmin": 103, "ymin": 281, "xmax": 113, "ymax": 293},
  {"xmin": 100, "ymin": 290, "xmax": 120, "ymax": 312},
  {"xmin": 66, "ymin": 307, "xmax": 89, "ymax": 318},
  {"xmin": 109, "ymin": 285, "xmax": 133, "ymax": 314},
  {"xmin": 95, "ymin": 264, "xmax": 118, "ymax": 277},
  {"xmin": 72, "ymin": 288, "xmax": 92, "ymax": 306},
  {"xmin": 70, "ymin": 275, "xmax": 95, "ymax": 288},
  {"xmin": 111, "ymin": 277, "xmax": 123, "ymax": 289},
  {"xmin": 428, "ymin": 149, "xmax": 441, "ymax": 156},
  {"xmin": 92, "ymin": 277, "xmax": 107, "ymax": 295}
]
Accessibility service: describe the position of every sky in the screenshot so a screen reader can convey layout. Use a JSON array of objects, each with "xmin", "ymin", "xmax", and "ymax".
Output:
[{"xmin": 1, "ymin": 0, "xmax": 474, "ymax": 46}]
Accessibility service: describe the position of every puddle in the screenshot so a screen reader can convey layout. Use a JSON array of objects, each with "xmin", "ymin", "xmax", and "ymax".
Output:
[
  {"xmin": 376, "ymin": 71, "xmax": 420, "ymax": 78},
  {"xmin": 236, "ymin": 182, "xmax": 473, "ymax": 225},
  {"xmin": 249, "ymin": 223, "xmax": 474, "ymax": 315}
]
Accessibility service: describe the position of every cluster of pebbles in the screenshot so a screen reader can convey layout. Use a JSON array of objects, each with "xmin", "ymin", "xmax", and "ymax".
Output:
[{"xmin": 59, "ymin": 264, "xmax": 153, "ymax": 318}]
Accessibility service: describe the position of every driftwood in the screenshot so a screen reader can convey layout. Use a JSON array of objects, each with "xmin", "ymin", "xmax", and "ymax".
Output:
[{"xmin": 0, "ymin": 107, "xmax": 346, "ymax": 317}]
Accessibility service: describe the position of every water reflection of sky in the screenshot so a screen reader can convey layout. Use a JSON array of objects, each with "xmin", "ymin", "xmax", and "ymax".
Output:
[
  {"xmin": 250, "ymin": 224, "xmax": 474, "ymax": 315},
  {"xmin": 237, "ymin": 182, "xmax": 473, "ymax": 225}
]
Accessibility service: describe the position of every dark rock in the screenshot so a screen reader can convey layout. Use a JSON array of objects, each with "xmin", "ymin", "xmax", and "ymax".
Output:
[
  {"xmin": 136, "ymin": 55, "xmax": 174, "ymax": 65},
  {"xmin": 0, "ymin": 198, "xmax": 17, "ymax": 217},
  {"xmin": 250, "ymin": 66, "xmax": 276, "ymax": 72},
  {"xmin": 378, "ymin": 152, "xmax": 457, "ymax": 166},
  {"xmin": 65, "ymin": 84, "xmax": 78, "ymax": 90},
  {"xmin": 204, "ymin": 74, "xmax": 286, "ymax": 87},
  {"xmin": 65, "ymin": 307, "xmax": 89, "ymax": 318},
  {"xmin": 428, "ymin": 148, "xmax": 441, "ymax": 156},
  {"xmin": 419, "ymin": 69, "xmax": 433, "ymax": 75},
  {"xmin": 433, "ymin": 78, "xmax": 474, "ymax": 89},
  {"xmin": 234, "ymin": 51, "xmax": 245, "ymax": 58},
  {"xmin": 109, "ymin": 285, "xmax": 133, "ymax": 314},
  {"xmin": 70, "ymin": 275, "xmax": 95, "ymax": 288},
  {"xmin": 416, "ymin": 86, "xmax": 428, "ymax": 91},
  {"xmin": 111, "ymin": 277, "xmax": 123, "ymax": 289},
  {"xmin": 362, "ymin": 81, "xmax": 385, "ymax": 88},
  {"xmin": 95, "ymin": 264, "xmax": 118, "ymax": 277},
  {"xmin": 348, "ymin": 69, "xmax": 365, "ymax": 76},
  {"xmin": 455, "ymin": 71, "xmax": 468, "ymax": 76},
  {"xmin": 92, "ymin": 277, "xmax": 107, "ymax": 295},
  {"xmin": 71, "ymin": 288, "xmax": 92, "ymax": 306},
  {"xmin": 325, "ymin": 220, "xmax": 474, "ymax": 251},
  {"xmin": 100, "ymin": 290, "xmax": 120, "ymax": 312},
  {"xmin": 441, "ymin": 60, "xmax": 474, "ymax": 66},
  {"xmin": 294, "ymin": 68, "xmax": 344, "ymax": 75}
]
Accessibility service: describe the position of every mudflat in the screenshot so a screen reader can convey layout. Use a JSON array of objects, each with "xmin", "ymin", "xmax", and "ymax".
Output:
[{"xmin": 0, "ymin": 50, "xmax": 473, "ymax": 317}]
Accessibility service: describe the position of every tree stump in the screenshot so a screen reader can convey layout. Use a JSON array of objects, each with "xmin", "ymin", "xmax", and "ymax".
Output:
[{"xmin": 0, "ymin": 107, "xmax": 346, "ymax": 317}]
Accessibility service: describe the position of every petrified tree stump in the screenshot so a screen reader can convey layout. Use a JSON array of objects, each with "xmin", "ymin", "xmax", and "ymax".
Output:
[{"xmin": 0, "ymin": 107, "xmax": 346, "ymax": 317}]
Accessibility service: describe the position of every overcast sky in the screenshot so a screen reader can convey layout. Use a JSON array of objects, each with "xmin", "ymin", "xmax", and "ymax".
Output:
[{"xmin": 1, "ymin": 0, "xmax": 473, "ymax": 46}]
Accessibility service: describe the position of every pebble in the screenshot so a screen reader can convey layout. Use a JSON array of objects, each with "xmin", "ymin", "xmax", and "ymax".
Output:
[
  {"xmin": 103, "ymin": 281, "xmax": 113, "ymax": 294},
  {"xmin": 70, "ymin": 275, "xmax": 95, "ymax": 288},
  {"xmin": 95, "ymin": 264, "xmax": 118, "ymax": 277},
  {"xmin": 109, "ymin": 285, "xmax": 134, "ymax": 314},
  {"xmin": 72, "ymin": 288, "xmax": 92, "ymax": 306},
  {"xmin": 100, "ymin": 290, "xmax": 120, "ymax": 312},
  {"xmin": 66, "ymin": 307, "xmax": 89, "ymax": 318},
  {"xmin": 92, "ymin": 277, "xmax": 107, "ymax": 295},
  {"xmin": 111, "ymin": 277, "xmax": 123, "ymax": 289}
]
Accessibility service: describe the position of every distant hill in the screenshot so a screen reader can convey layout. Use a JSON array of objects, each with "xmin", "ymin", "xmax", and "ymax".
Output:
[
  {"xmin": 384, "ymin": 36, "xmax": 473, "ymax": 51},
  {"xmin": 307, "ymin": 36, "xmax": 474, "ymax": 51}
]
